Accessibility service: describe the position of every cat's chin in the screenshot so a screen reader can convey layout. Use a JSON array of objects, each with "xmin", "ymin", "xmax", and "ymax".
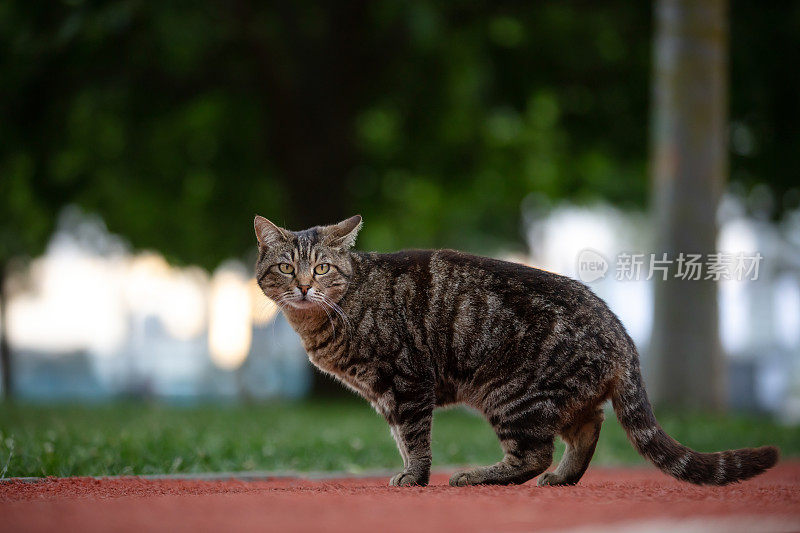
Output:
[{"xmin": 286, "ymin": 299, "xmax": 320, "ymax": 311}]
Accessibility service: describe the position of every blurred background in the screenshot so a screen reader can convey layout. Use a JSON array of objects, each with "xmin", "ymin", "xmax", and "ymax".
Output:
[{"xmin": 1, "ymin": 1, "xmax": 799, "ymax": 477}]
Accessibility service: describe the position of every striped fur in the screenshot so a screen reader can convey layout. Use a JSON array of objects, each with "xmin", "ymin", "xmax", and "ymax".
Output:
[
  {"xmin": 612, "ymin": 356, "xmax": 779, "ymax": 485},
  {"xmin": 254, "ymin": 216, "xmax": 779, "ymax": 487}
]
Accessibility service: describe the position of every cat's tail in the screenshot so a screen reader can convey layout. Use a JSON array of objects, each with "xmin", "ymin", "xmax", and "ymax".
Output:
[{"xmin": 611, "ymin": 364, "xmax": 779, "ymax": 485}]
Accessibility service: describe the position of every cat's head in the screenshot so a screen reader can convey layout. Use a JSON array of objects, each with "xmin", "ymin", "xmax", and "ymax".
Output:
[{"xmin": 253, "ymin": 215, "xmax": 362, "ymax": 311}]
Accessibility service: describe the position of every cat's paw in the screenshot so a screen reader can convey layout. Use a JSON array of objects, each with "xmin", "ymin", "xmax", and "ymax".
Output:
[
  {"xmin": 389, "ymin": 471, "xmax": 426, "ymax": 487},
  {"xmin": 449, "ymin": 470, "xmax": 483, "ymax": 487},
  {"xmin": 536, "ymin": 472, "xmax": 575, "ymax": 487}
]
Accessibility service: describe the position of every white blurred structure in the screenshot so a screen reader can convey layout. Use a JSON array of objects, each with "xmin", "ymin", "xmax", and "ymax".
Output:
[{"xmin": 5, "ymin": 207, "xmax": 309, "ymax": 402}]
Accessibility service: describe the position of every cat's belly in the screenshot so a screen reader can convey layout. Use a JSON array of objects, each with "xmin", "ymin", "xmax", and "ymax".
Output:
[{"xmin": 434, "ymin": 379, "xmax": 460, "ymax": 406}]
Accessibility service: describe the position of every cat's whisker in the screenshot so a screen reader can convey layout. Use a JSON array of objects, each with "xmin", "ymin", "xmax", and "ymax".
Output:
[
  {"xmin": 271, "ymin": 293, "xmax": 295, "ymax": 313},
  {"xmin": 319, "ymin": 293, "xmax": 353, "ymax": 334},
  {"xmin": 309, "ymin": 293, "xmax": 337, "ymax": 338},
  {"xmin": 316, "ymin": 294, "xmax": 349, "ymax": 339},
  {"xmin": 255, "ymin": 298, "xmax": 281, "ymax": 317}
]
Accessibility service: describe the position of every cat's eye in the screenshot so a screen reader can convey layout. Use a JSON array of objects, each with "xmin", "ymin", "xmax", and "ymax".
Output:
[
  {"xmin": 314, "ymin": 263, "xmax": 331, "ymax": 275},
  {"xmin": 278, "ymin": 263, "xmax": 294, "ymax": 275}
]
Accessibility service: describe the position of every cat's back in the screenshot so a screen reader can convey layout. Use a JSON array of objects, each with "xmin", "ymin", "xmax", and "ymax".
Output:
[{"xmin": 350, "ymin": 248, "xmax": 595, "ymax": 315}]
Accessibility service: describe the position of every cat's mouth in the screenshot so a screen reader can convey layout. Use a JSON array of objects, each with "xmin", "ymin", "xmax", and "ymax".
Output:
[{"xmin": 287, "ymin": 298, "xmax": 318, "ymax": 310}]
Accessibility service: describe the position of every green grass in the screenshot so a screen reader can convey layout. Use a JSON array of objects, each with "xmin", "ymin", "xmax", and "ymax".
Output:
[{"xmin": 0, "ymin": 400, "xmax": 797, "ymax": 478}]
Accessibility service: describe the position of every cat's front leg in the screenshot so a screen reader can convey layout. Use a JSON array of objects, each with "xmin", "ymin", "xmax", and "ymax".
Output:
[{"xmin": 388, "ymin": 400, "xmax": 433, "ymax": 487}]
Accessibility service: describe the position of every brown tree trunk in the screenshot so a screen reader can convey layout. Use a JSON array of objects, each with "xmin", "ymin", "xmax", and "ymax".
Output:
[
  {"xmin": 0, "ymin": 264, "xmax": 12, "ymax": 402},
  {"xmin": 233, "ymin": 1, "xmax": 370, "ymax": 396},
  {"xmin": 648, "ymin": 0, "xmax": 728, "ymax": 409}
]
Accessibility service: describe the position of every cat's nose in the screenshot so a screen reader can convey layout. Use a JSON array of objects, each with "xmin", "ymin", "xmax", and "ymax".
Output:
[{"xmin": 298, "ymin": 285, "xmax": 311, "ymax": 296}]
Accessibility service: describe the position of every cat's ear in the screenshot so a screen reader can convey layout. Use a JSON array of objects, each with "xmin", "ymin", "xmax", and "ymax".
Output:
[
  {"xmin": 254, "ymin": 215, "xmax": 290, "ymax": 246},
  {"xmin": 322, "ymin": 215, "xmax": 362, "ymax": 249}
]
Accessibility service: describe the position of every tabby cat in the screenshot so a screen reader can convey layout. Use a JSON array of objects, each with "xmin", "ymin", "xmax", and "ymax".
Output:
[{"xmin": 254, "ymin": 215, "xmax": 778, "ymax": 487}]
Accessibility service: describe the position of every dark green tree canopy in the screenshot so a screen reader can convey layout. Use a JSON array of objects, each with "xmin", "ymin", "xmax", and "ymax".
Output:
[{"xmin": 1, "ymin": 1, "xmax": 795, "ymax": 269}]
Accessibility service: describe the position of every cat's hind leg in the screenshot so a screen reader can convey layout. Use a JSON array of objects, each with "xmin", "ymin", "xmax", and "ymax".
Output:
[
  {"xmin": 537, "ymin": 407, "xmax": 603, "ymax": 486},
  {"xmin": 450, "ymin": 402, "xmax": 556, "ymax": 487}
]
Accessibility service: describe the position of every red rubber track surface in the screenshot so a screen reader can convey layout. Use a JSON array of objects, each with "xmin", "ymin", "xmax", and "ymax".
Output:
[{"xmin": 2, "ymin": 464, "xmax": 799, "ymax": 532}]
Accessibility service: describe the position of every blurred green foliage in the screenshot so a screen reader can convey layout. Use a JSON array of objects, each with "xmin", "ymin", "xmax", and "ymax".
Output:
[
  {"xmin": 0, "ymin": 1, "xmax": 797, "ymax": 267},
  {"xmin": 1, "ymin": 401, "xmax": 796, "ymax": 477}
]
